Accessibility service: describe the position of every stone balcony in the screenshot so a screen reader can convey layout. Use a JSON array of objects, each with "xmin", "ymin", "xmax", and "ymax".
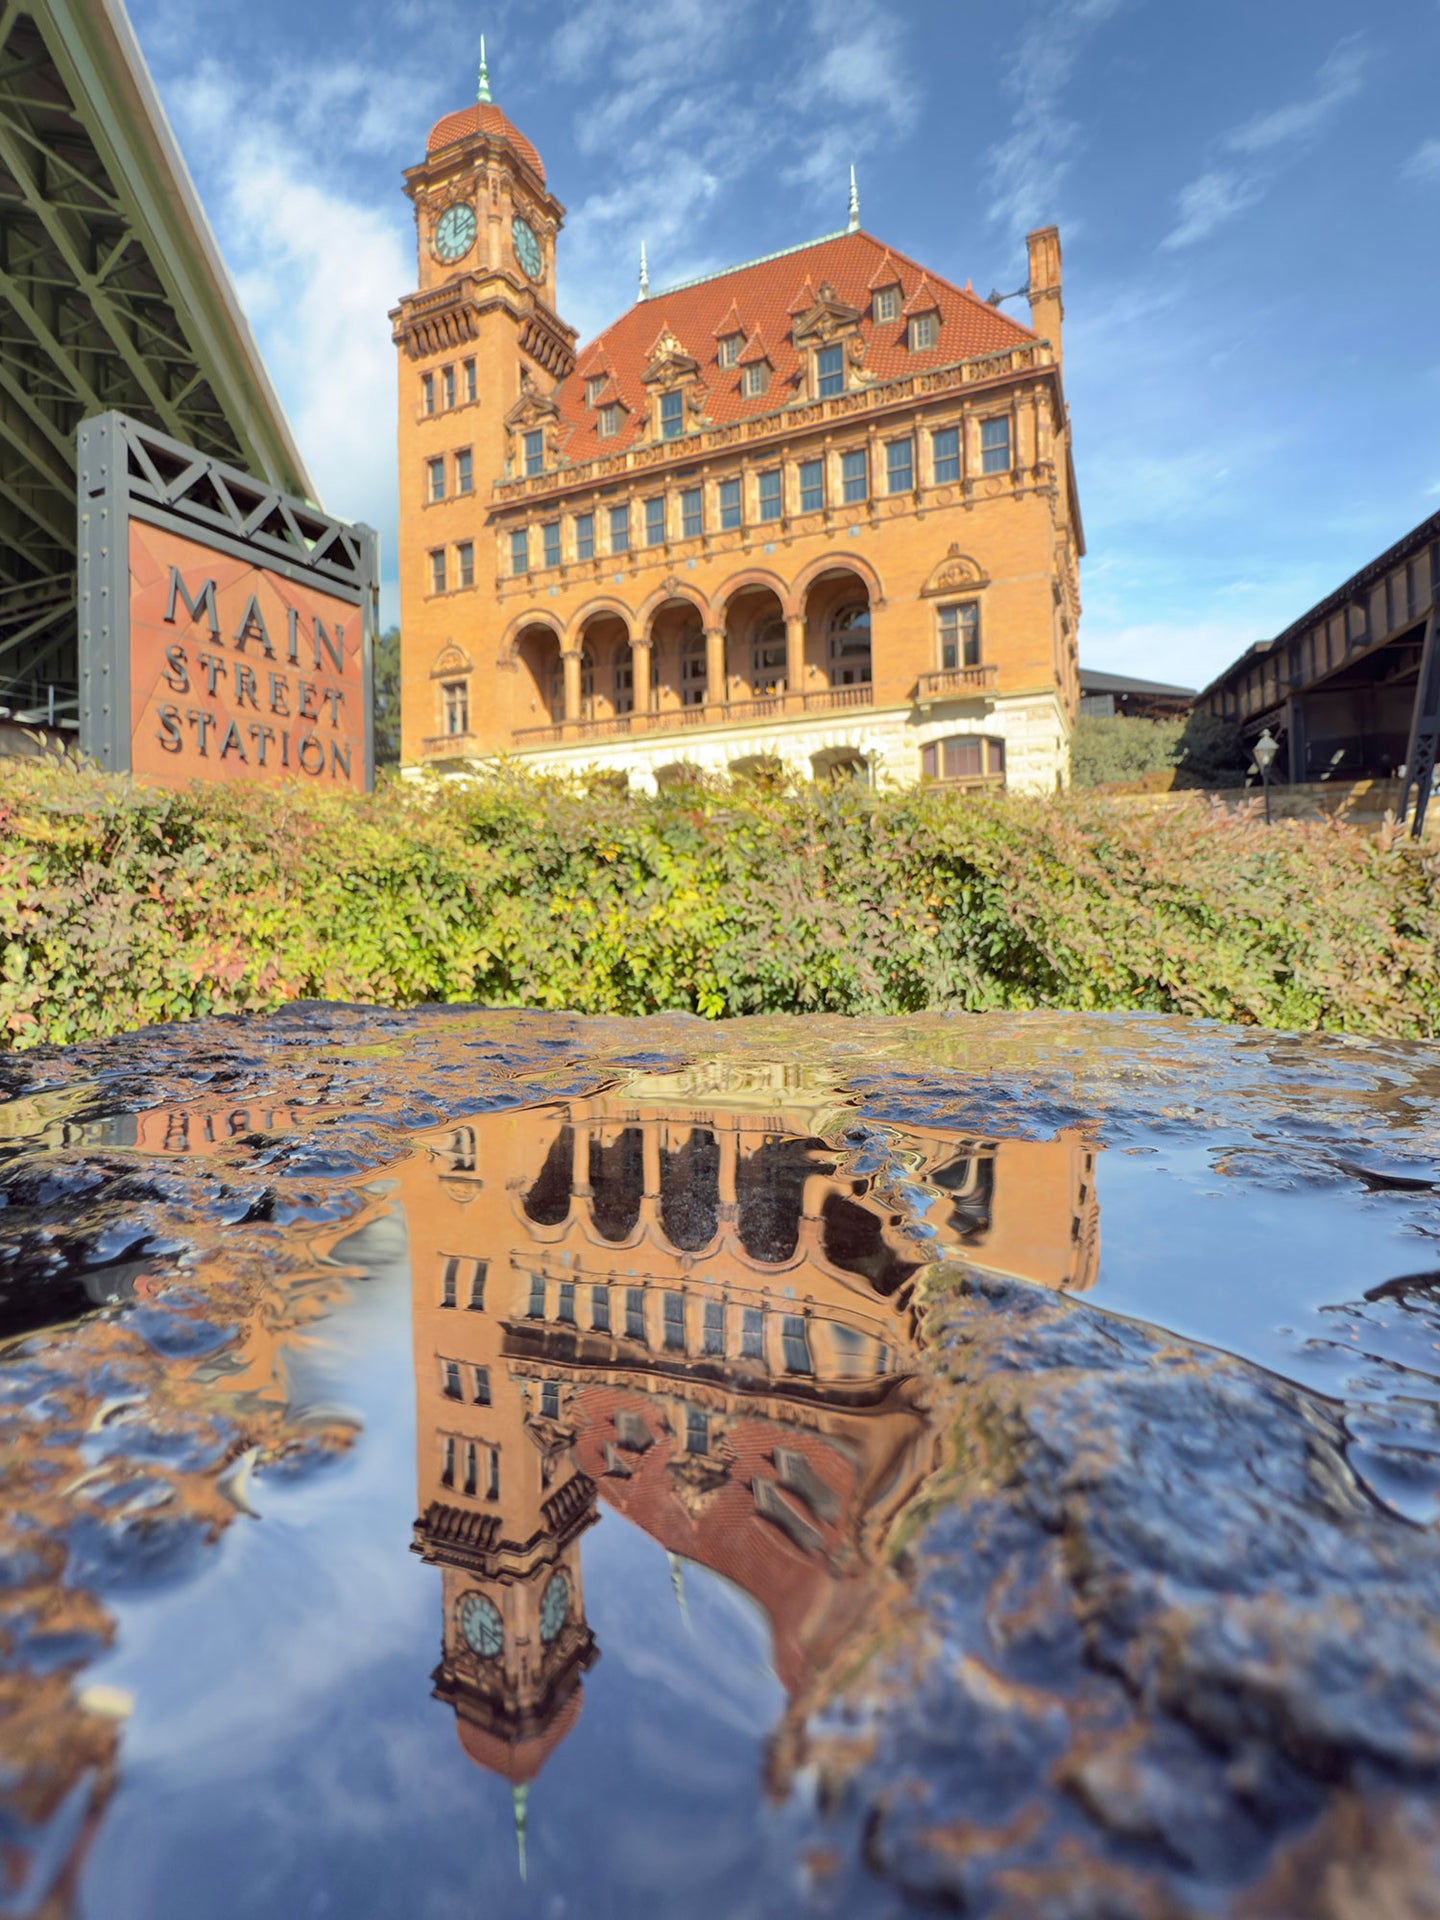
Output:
[
  {"xmin": 913, "ymin": 665, "xmax": 998, "ymax": 703},
  {"xmin": 508, "ymin": 682, "xmax": 874, "ymax": 749}
]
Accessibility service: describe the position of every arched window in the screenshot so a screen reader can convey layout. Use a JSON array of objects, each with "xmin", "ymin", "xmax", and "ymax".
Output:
[
  {"xmin": 828, "ymin": 604, "xmax": 872, "ymax": 686},
  {"xmin": 679, "ymin": 626, "xmax": 707, "ymax": 707},
  {"xmin": 921, "ymin": 735, "xmax": 1006, "ymax": 785},
  {"xmin": 752, "ymin": 618, "xmax": 787, "ymax": 695}
]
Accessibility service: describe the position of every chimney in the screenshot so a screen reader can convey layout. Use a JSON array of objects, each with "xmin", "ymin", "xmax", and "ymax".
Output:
[{"xmin": 1026, "ymin": 225, "xmax": 1063, "ymax": 361}]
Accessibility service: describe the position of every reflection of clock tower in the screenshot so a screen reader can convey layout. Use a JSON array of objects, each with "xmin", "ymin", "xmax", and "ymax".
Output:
[{"xmin": 390, "ymin": 42, "xmax": 577, "ymax": 764}]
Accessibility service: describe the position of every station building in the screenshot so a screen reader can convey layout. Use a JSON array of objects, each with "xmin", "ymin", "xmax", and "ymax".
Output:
[{"xmin": 393, "ymin": 62, "xmax": 1084, "ymax": 793}]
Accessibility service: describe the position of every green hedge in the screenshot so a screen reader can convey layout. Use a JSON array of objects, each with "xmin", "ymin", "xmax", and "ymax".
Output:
[{"xmin": 2, "ymin": 759, "xmax": 1438, "ymax": 1046}]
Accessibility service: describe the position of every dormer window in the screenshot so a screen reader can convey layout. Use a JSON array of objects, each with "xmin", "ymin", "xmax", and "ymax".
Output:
[
  {"xmin": 908, "ymin": 313, "xmax": 937, "ymax": 351},
  {"xmin": 585, "ymin": 375, "xmax": 604, "ymax": 407},
  {"xmin": 523, "ymin": 429, "xmax": 544, "ymax": 475},
  {"xmin": 660, "ymin": 389, "xmax": 684, "ymax": 439},
  {"xmin": 816, "ymin": 344, "xmax": 844, "ymax": 397},
  {"xmin": 599, "ymin": 404, "xmax": 620, "ymax": 439},
  {"xmin": 741, "ymin": 362, "xmax": 770, "ymax": 399},
  {"xmin": 718, "ymin": 334, "xmax": 742, "ymax": 369},
  {"xmin": 874, "ymin": 285, "xmax": 900, "ymax": 323}
]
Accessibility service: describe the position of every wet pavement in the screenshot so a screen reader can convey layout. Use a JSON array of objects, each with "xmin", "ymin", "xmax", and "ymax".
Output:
[{"xmin": 3, "ymin": 1007, "xmax": 1440, "ymax": 1917}]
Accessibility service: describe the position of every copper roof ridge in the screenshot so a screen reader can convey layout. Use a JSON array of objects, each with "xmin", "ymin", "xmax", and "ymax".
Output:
[{"xmin": 651, "ymin": 227, "xmax": 853, "ymax": 300}]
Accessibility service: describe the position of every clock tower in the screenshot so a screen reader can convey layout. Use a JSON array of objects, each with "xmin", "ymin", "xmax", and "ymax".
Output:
[{"xmin": 390, "ymin": 42, "xmax": 577, "ymax": 763}]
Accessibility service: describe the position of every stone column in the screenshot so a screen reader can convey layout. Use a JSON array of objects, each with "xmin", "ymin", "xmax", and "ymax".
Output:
[
  {"xmin": 705, "ymin": 626, "xmax": 726, "ymax": 708},
  {"xmin": 562, "ymin": 648, "xmax": 582, "ymax": 723},
  {"xmin": 631, "ymin": 637, "xmax": 652, "ymax": 717},
  {"xmin": 785, "ymin": 613, "xmax": 806, "ymax": 698}
]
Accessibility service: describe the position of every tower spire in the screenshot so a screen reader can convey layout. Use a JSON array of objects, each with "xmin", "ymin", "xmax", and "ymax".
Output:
[
  {"xmin": 477, "ymin": 32, "xmax": 492, "ymax": 104},
  {"xmin": 638, "ymin": 240, "xmax": 649, "ymax": 301},
  {"xmin": 848, "ymin": 164, "xmax": 860, "ymax": 232}
]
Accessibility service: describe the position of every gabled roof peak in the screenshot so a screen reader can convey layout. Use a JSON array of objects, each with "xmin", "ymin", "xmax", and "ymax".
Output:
[{"xmin": 713, "ymin": 300, "xmax": 747, "ymax": 340}]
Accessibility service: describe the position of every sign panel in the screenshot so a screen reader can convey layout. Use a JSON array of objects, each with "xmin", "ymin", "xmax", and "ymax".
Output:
[{"xmin": 78, "ymin": 412, "xmax": 376, "ymax": 791}]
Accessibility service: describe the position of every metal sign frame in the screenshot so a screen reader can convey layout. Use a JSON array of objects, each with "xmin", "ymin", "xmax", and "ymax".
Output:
[{"xmin": 76, "ymin": 410, "xmax": 377, "ymax": 788}]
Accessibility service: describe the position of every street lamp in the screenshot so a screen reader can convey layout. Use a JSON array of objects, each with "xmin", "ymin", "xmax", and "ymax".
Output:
[{"xmin": 1252, "ymin": 727, "xmax": 1279, "ymax": 825}]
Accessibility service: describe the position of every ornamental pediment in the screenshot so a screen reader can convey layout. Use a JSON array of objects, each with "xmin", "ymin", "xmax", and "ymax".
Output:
[
  {"xmin": 642, "ymin": 326, "xmax": 701, "ymax": 384},
  {"xmin": 791, "ymin": 280, "xmax": 863, "ymax": 342},
  {"xmin": 921, "ymin": 546, "xmax": 989, "ymax": 596},
  {"xmin": 431, "ymin": 643, "xmax": 474, "ymax": 677},
  {"xmin": 503, "ymin": 368, "xmax": 561, "ymax": 429}
]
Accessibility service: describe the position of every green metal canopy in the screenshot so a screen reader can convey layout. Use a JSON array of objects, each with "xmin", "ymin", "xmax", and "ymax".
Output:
[{"xmin": 0, "ymin": 0, "xmax": 312, "ymax": 715}]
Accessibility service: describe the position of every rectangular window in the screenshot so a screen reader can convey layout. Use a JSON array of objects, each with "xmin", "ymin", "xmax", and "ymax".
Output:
[
  {"xmin": 932, "ymin": 425, "xmax": 960, "ymax": 484},
  {"xmin": 719, "ymin": 477, "xmax": 742, "ymax": 530},
  {"xmin": 456, "ymin": 541, "xmax": 475, "ymax": 589},
  {"xmin": 442, "ymin": 365, "xmax": 456, "ymax": 409},
  {"xmin": 874, "ymin": 286, "xmax": 900, "ymax": 322},
  {"xmin": 455, "ymin": 448, "xmax": 473, "ymax": 494},
  {"xmin": 464, "ymin": 1441, "xmax": 478, "ymax": 1496},
  {"xmin": 427, "ymin": 457, "xmax": 446, "ymax": 503},
  {"xmin": 487, "ymin": 1449, "xmax": 499, "ymax": 1500},
  {"xmin": 644, "ymin": 496, "xmax": 666, "ymax": 545},
  {"xmin": 541, "ymin": 1382, "xmax": 560, "ymax": 1421},
  {"xmin": 443, "ymin": 680, "xmax": 469, "ymax": 736},
  {"xmin": 473, "ymin": 1366, "xmax": 490, "ymax": 1406},
  {"xmin": 429, "ymin": 549, "xmax": 446, "ymax": 594},
  {"xmin": 575, "ymin": 512, "xmax": 595, "ymax": 561},
  {"xmin": 817, "ymin": 344, "xmax": 844, "ymax": 397},
  {"xmin": 781, "ymin": 1314, "xmax": 813, "ymax": 1375},
  {"xmin": 527, "ymin": 1274, "xmax": 545, "ymax": 1319},
  {"xmin": 468, "ymin": 1261, "xmax": 487, "ymax": 1310},
  {"xmin": 681, "ymin": 487, "xmax": 703, "ymax": 538},
  {"xmin": 510, "ymin": 527, "xmax": 529, "ymax": 575},
  {"xmin": 625, "ymin": 1287, "xmax": 646, "ymax": 1342},
  {"xmin": 938, "ymin": 602, "xmax": 981, "ymax": 671},
  {"xmin": 523, "ymin": 428, "xmax": 544, "ymax": 476},
  {"xmin": 742, "ymin": 362, "xmax": 770, "ymax": 398},
  {"xmin": 442, "ymin": 1436, "xmax": 455, "ymax": 1488},
  {"xmin": 586, "ymin": 375, "xmax": 604, "ymax": 407},
  {"xmin": 443, "ymin": 1359, "xmax": 462, "ymax": 1400},
  {"xmin": 841, "ymin": 448, "xmax": 868, "ymax": 504},
  {"xmin": 599, "ymin": 404, "xmax": 620, "ymax": 439},
  {"xmin": 702, "ymin": 1299, "xmax": 724, "ymax": 1355},
  {"xmin": 741, "ymin": 1307, "xmax": 764, "ymax": 1360},
  {"xmin": 609, "ymin": 503, "xmax": 630, "ymax": 553},
  {"xmin": 908, "ymin": 312, "xmax": 937, "ymax": 351},
  {"xmin": 591, "ymin": 1285, "xmax": 611, "ymax": 1332},
  {"xmin": 421, "ymin": 372, "xmax": 435, "ymax": 414},
  {"xmin": 685, "ymin": 1408, "xmax": 709, "ymax": 1455},
  {"xmin": 921, "ymin": 736, "xmax": 1005, "ymax": 781},
  {"xmin": 557, "ymin": 1281, "xmax": 575, "ymax": 1324},
  {"xmin": 799, "ymin": 459, "xmax": 824, "ymax": 513},
  {"xmin": 663, "ymin": 1292, "xmax": 685, "ymax": 1351},
  {"xmin": 718, "ymin": 334, "xmax": 741, "ymax": 368},
  {"xmin": 980, "ymin": 416, "xmax": 1011, "ymax": 473},
  {"xmin": 542, "ymin": 521, "xmax": 561, "ymax": 569},
  {"xmin": 441, "ymin": 1257, "xmax": 459, "ymax": 1307},
  {"xmin": 757, "ymin": 468, "xmax": 782, "ymax": 522},
  {"xmin": 886, "ymin": 437, "xmax": 914, "ymax": 494},
  {"xmin": 660, "ymin": 390, "xmax": 684, "ymax": 440},
  {"xmin": 463, "ymin": 359, "xmax": 477, "ymax": 403}
]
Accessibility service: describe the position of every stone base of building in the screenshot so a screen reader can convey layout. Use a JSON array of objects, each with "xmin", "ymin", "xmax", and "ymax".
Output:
[{"xmin": 409, "ymin": 690, "xmax": 1070, "ymax": 795}]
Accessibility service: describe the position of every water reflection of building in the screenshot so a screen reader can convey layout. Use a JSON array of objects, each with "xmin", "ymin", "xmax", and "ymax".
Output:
[{"xmin": 402, "ymin": 1072, "xmax": 1101, "ymax": 1832}]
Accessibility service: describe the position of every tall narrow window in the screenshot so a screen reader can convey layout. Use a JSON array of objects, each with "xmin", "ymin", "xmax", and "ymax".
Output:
[
  {"xmin": 527, "ymin": 1274, "xmax": 545, "ymax": 1319},
  {"xmin": 702, "ymin": 1299, "xmax": 725, "ymax": 1355},
  {"xmin": 441, "ymin": 1257, "xmax": 459, "ymax": 1307},
  {"xmin": 681, "ymin": 487, "xmax": 703, "ymax": 538},
  {"xmin": 473, "ymin": 1366, "xmax": 491, "ymax": 1406},
  {"xmin": 609, "ymin": 503, "xmax": 631, "ymax": 553},
  {"xmin": 741, "ymin": 1307, "xmax": 765, "ymax": 1360},
  {"xmin": 841, "ymin": 449, "xmax": 868, "ymax": 504},
  {"xmin": 443, "ymin": 1359, "xmax": 463, "ymax": 1400},
  {"xmin": 614, "ymin": 654, "xmax": 633, "ymax": 715},
  {"xmin": 932, "ymin": 425, "xmax": 960, "ymax": 485},
  {"xmin": 557, "ymin": 1281, "xmax": 576, "ymax": 1324},
  {"xmin": 660, "ymin": 390, "xmax": 684, "ymax": 440},
  {"xmin": 510, "ymin": 528, "xmax": 529, "ymax": 576},
  {"xmin": 442, "ymin": 365, "xmax": 456, "ymax": 409},
  {"xmin": 685, "ymin": 1408, "xmax": 709, "ymax": 1454},
  {"xmin": 591, "ymin": 1285, "xmax": 611, "ymax": 1332},
  {"xmin": 429, "ymin": 549, "xmax": 446, "ymax": 594},
  {"xmin": 542, "ymin": 522, "xmax": 561, "ymax": 569},
  {"xmin": 576, "ymin": 512, "xmax": 595, "ymax": 561},
  {"xmin": 799, "ymin": 459, "xmax": 824, "ymax": 513},
  {"xmin": 421, "ymin": 372, "xmax": 435, "ymax": 415},
  {"xmin": 468, "ymin": 1262, "xmax": 487, "ymax": 1310},
  {"xmin": 463, "ymin": 1441, "xmax": 478, "ymax": 1496},
  {"xmin": 586, "ymin": 374, "xmax": 604, "ymax": 407},
  {"xmin": 680, "ymin": 628, "xmax": 707, "ymax": 706},
  {"xmin": 908, "ymin": 312, "xmax": 937, "ymax": 351},
  {"xmin": 719, "ymin": 477, "xmax": 741, "ymax": 530},
  {"xmin": 442, "ymin": 1436, "xmax": 455, "ymax": 1488},
  {"xmin": 455, "ymin": 448, "xmax": 473, "ymax": 494},
  {"xmin": 718, "ymin": 334, "xmax": 742, "ymax": 368},
  {"xmin": 541, "ymin": 1381, "xmax": 560, "ymax": 1420},
  {"xmin": 599, "ymin": 404, "xmax": 620, "ymax": 439},
  {"xmin": 817, "ymin": 344, "xmax": 844, "ymax": 397},
  {"xmin": 938, "ymin": 602, "xmax": 981, "ymax": 670},
  {"xmin": 524, "ymin": 429, "xmax": 544, "ymax": 476},
  {"xmin": 663, "ymin": 1292, "xmax": 686, "ymax": 1351},
  {"xmin": 463, "ymin": 359, "xmax": 477, "ymax": 402},
  {"xmin": 644, "ymin": 496, "xmax": 666, "ymax": 545},
  {"xmin": 874, "ymin": 285, "xmax": 900, "ymax": 323},
  {"xmin": 427, "ymin": 457, "xmax": 446, "ymax": 502},
  {"xmin": 781, "ymin": 1314, "xmax": 813, "ymax": 1374},
  {"xmin": 742, "ymin": 361, "xmax": 770, "ymax": 398},
  {"xmin": 625, "ymin": 1288, "xmax": 646, "ymax": 1342},
  {"xmin": 487, "ymin": 1449, "xmax": 500, "ymax": 1499},
  {"xmin": 757, "ymin": 468, "xmax": 782, "ymax": 522},
  {"xmin": 457, "ymin": 541, "xmax": 475, "ymax": 589},
  {"xmin": 829, "ymin": 606, "xmax": 872, "ymax": 686},
  {"xmin": 443, "ymin": 680, "xmax": 469, "ymax": 736},
  {"xmin": 886, "ymin": 437, "xmax": 914, "ymax": 494},
  {"xmin": 980, "ymin": 416, "xmax": 1011, "ymax": 473}
]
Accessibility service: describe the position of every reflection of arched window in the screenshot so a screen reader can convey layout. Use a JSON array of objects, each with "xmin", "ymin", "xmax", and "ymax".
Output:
[
  {"xmin": 736, "ymin": 1135, "xmax": 831, "ymax": 1263},
  {"xmin": 921, "ymin": 736, "xmax": 1006, "ymax": 784},
  {"xmin": 524, "ymin": 1127, "xmax": 573, "ymax": 1225},
  {"xmin": 660, "ymin": 1129, "xmax": 720, "ymax": 1250},
  {"xmin": 679, "ymin": 626, "xmax": 707, "ymax": 707},
  {"xmin": 580, "ymin": 644, "xmax": 596, "ymax": 719},
  {"xmin": 590, "ymin": 1128, "xmax": 644, "ymax": 1241},
  {"xmin": 827, "ymin": 605, "xmax": 872, "ymax": 686},
  {"xmin": 752, "ymin": 618, "xmax": 787, "ymax": 695}
]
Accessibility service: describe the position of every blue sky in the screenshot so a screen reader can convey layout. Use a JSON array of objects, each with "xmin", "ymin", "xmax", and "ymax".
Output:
[{"xmin": 127, "ymin": 0, "xmax": 1440, "ymax": 690}]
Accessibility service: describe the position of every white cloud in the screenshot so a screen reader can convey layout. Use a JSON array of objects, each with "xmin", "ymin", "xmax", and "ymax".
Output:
[
  {"xmin": 1163, "ymin": 36, "xmax": 1368, "ymax": 250},
  {"xmin": 1403, "ymin": 138, "xmax": 1440, "ymax": 183}
]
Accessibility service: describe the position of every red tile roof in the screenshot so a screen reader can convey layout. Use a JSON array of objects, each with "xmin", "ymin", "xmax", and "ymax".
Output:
[
  {"xmin": 550, "ymin": 228, "xmax": 1035, "ymax": 464},
  {"xmin": 427, "ymin": 101, "xmax": 545, "ymax": 183}
]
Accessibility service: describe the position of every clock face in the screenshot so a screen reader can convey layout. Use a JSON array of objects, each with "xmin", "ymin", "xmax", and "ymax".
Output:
[
  {"xmin": 459, "ymin": 1591, "xmax": 503, "ymax": 1658},
  {"xmin": 539, "ymin": 1571, "xmax": 569, "ymax": 1644},
  {"xmin": 432, "ymin": 202, "xmax": 477, "ymax": 265},
  {"xmin": 512, "ymin": 214, "xmax": 543, "ymax": 281}
]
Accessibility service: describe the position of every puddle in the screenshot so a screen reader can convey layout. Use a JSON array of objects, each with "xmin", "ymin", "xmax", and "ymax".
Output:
[{"xmin": 4, "ymin": 1008, "xmax": 1440, "ymax": 1916}]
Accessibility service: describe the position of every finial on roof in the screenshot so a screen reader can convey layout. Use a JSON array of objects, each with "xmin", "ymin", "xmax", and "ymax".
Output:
[
  {"xmin": 848, "ymin": 164, "xmax": 860, "ymax": 232},
  {"xmin": 513, "ymin": 1782, "xmax": 529, "ymax": 1881},
  {"xmin": 638, "ymin": 240, "xmax": 650, "ymax": 301},
  {"xmin": 477, "ymin": 32, "xmax": 492, "ymax": 104}
]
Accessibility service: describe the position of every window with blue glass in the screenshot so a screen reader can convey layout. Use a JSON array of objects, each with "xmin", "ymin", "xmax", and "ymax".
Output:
[
  {"xmin": 817, "ymin": 344, "xmax": 844, "ymax": 397},
  {"xmin": 741, "ymin": 1307, "xmax": 764, "ymax": 1359},
  {"xmin": 681, "ymin": 487, "xmax": 703, "ymax": 537},
  {"xmin": 702, "ymin": 1299, "xmax": 724, "ymax": 1354},
  {"xmin": 609, "ymin": 502, "xmax": 630, "ymax": 553},
  {"xmin": 660, "ymin": 390, "xmax": 684, "ymax": 440},
  {"xmin": 719, "ymin": 477, "xmax": 741, "ymax": 529},
  {"xmin": 886, "ymin": 438, "xmax": 914, "ymax": 494},
  {"xmin": 625, "ymin": 1287, "xmax": 646, "ymax": 1342},
  {"xmin": 781, "ymin": 1314, "xmax": 813, "ymax": 1374},
  {"xmin": 685, "ymin": 1408, "xmax": 709, "ymax": 1454},
  {"xmin": 841, "ymin": 448, "xmax": 867, "ymax": 504},
  {"xmin": 575, "ymin": 512, "xmax": 595, "ymax": 561},
  {"xmin": 557, "ymin": 1281, "xmax": 575, "ymax": 1324},
  {"xmin": 644, "ymin": 496, "xmax": 666, "ymax": 545},
  {"xmin": 542, "ymin": 521, "xmax": 560, "ymax": 568},
  {"xmin": 591, "ymin": 1285, "xmax": 611, "ymax": 1332},
  {"xmin": 663, "ymin": 1292, "xmax": 686, "ymax": 1350},
  {"xmin": 932, "ymin": 426, "xmax": 960, "ymax": 484},
  {"xmin": 758, "ymin": 468, "xmax": 782, "ymax": 522},
  {"xmin": 523, "ymin": 429, "xmax": 544, "ymax": 476},
  {"xmin": 510, "ymin": 528, "xmax": 529, "ymax": 575},
  {"xmin": 541, "ymin": 1381, "xmax": 560, "ymax": 1420},
  {"xmin": 980, "ymin": 416, "xmax": 1011, "ymax": 473},
  {"xmin": 526, "ymin": 1274, "xmax": 545, "ymax": 1317},
  {"xmin": 799, "ymin": 459, "xmax": 824, "ymax": 512}
]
